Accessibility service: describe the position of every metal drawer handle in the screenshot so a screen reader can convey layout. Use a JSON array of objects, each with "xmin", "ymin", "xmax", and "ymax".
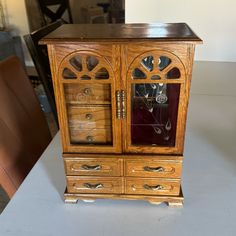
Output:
[
  {"xmin": 81, "ymin": 164, "xmax": 102, "ymax": 171},
  {"xmin": 84, "ymin": 88, "xmax": 91, "ymax": 95},
  {"xmin": 85, "ymin": 113, "xmax": 93, "ymax": 120},
  {"xmin": 83, "ymin": 183, "xmax": 103, "ymax": 189},
  {"xmin": 86, "ymin": 136, "xmax": 94, "ymax": 142},
  {"xmin": 143, "ymin": 166, "xmax": 165, "ymax": 172},
  {"xmin": 144, "ymin": 184, "xmax": 164, "ymax": 191}
]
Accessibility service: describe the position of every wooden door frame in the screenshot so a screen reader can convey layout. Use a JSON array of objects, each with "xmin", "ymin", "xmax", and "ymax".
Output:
[
  {"xmin": 121, "ymin": 43, "xmax": 195, "ymax": 155},
  {"xmin": 48, "ymin": 43, "xmax": 122, "ymax": 154}
]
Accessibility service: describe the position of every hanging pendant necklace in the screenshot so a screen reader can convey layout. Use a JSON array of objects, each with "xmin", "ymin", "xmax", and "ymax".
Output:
[{"xmin": 156, "ymin": 83, "xmax": 168, "ymax": 104}]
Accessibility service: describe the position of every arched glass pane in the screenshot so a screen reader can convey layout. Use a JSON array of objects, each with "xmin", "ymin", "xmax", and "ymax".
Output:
[
  {"xmin": 132, "ymin": 68, "xmax": 147, "ymax": 79},
  {"xmin": 95, "ymin": 67, "xmax": 109, "ymax": 79},
  {"xmin": 141, "ymin": 56, "xmax": 154, "ymax": 71},
  {"xmin": 70, "ymin": 56, "xmax": 82, "ymax": 72},
  {"xmin": 166, "ymin": 67, "xmax": 181, "ymax": 79},
  {"xmin": 62, "ymin": 68, "xmax": 77, "ymax": 79},
  {"xmin": 151, "ymin": 75, "xmax": 161, "ymax": 80},
  {"xmin": 87, "ymin": 56, "xmax": 99, "ymax": 71},
  {"xmin": 158, "ymin": 56, "xmax": 171, "ymax": 71}
]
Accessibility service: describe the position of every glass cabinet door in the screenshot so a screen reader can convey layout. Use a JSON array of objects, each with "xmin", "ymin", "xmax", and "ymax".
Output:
[
  {"xmin": 64, "ymin": 83, "xmax": 112, "ymax": 145},
  {"xmin": 124, "ymin": 50, "xmax": 186, "ymax": 154},
  {"xmin": 58, "ymin": 50, "xmax": 121, "ymax": 153},
  {"xmin": 131, "ymin": 83, "xmax": 180, "ymax": 147}
]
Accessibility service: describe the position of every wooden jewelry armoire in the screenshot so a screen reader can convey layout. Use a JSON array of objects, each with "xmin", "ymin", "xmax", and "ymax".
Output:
[{"xmin": 41, "ymin": 23, "xmax": 202, "ymax": 206}]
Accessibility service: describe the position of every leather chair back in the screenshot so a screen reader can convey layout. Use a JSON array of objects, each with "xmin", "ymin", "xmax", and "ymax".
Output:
[{"xmin": 0, "ymin": 56, "xmax": 51, "ymax": 198}]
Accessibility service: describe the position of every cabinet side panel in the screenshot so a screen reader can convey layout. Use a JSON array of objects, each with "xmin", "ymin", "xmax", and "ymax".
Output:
[
  {"xmin": 47, "ymin": 45, "xmax": 68, "ymax": 151},
  {"xmin": 177, "ymin": 44, "xmax": 196, "ymax": 151}
]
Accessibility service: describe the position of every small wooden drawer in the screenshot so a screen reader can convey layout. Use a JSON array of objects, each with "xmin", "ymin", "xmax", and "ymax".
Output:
[
  {"xmin": 64, "ymin": 158, "xmax": 123, "ymax": 176},
  {"xmin": 125, "ymin": 177, "xmax": 180, "ymax": 196},
  {"xmin": 125, "ymin": 158, "xmax": 182, "ymax": 178},
  {"xmin": 67, "ymin": 176, "xmax": 123, "ymax": 194},
  {"xmin": 69, "ymin": 128, "xmax": 112, "ymax": 144},
  {"xmin": 64, "ymin": 83, "xmax": 111, "ymax": 104},
  {"xmin": 67, "ymin": 105, "xmax": 111, "ymax": 129}
]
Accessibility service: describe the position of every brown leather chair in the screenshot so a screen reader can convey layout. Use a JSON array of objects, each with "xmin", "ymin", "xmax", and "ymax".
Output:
[{"xmin": 0, "ymin": 56, "xmax": 52, "ymax": 198}]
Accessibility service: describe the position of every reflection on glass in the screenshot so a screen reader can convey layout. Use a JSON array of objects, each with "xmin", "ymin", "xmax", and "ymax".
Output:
[
  {"xmin": 95, "ymin": 67, "xmax": 109, "ymax": 79},
  {"xmin": 158, "ymin": 56, "xmax": 171, "ymax": 71},
  {"xmin": 141, "ymin": 56, "xmax": 154, "ymax": 71},
  {"xmin": 62, "ymin": 68, "xmax": 77, "ymax": 79},
  {"xmin": 70, "ymin": 55, "xmax": 82, "ymax": 71},
  {"xmin": 132, "ymin": 68, "xmax": 147, "ymax": 79},
  {"xmin": 87, "ymin": 56, "xmax": 99, "ymax": 71},
  {"xmin": 131, "ymin": 83, "xmax": 180, "ymax": 146},
  {"xmin": 151, "ymin": 75, "xmax": 161, "ymax": 80},
  {"xmin": 165, "ymin": 67, "xmax": 181, "ymax": 79},
  {"xmin": 64, "ymin": 83, "xmax": 113, "ymax": 145}
]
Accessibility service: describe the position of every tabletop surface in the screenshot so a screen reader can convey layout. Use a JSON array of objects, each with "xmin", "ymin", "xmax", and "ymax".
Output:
[
  {"xmin": 0, "ymin": 71, "xmax": 236, "ymax": 236},
  {"xmin": 41, "ymin": 23, "xmax": 202, "ymax": 44}
]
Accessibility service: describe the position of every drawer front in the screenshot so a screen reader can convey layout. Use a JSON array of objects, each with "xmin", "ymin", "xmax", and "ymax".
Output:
[
  {"xmin": 64, "ymin": 83, "xmax": 111, "ymax": 104},
  {"xmin": 125, "ymin": 158, "xmax": 182, "ymax": 178},
  {"xmin": 125, "ymin": 178, "xmax": 180, "ymax": 196},
  {"xmin": 69, "ymin": 128, "xmax": 111, "ymax": 144},
  {"xmin": 67, "ymin": 177, "xmax": 123, "ymax": 194},
  {"xmin": 64, "ymin": 158, "xmax": 123, "ymax": 176},
  {"xmin": 67, "ymin": 105, "xmax": 111, "ymax": 129}
]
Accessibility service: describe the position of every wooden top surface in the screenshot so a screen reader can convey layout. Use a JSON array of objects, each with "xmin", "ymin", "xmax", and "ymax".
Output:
[{"xmin": 40, "ymin": 23, "xmax": 202, "ymax": 44}]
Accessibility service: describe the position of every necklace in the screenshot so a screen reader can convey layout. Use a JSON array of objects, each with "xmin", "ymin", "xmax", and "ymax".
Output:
[{"xmin": 156, "ymin": 83, "xmax": 168, "ymax": 104}]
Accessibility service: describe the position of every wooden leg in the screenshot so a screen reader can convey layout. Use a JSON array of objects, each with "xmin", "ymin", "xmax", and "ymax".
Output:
[
  {"xmin": 168, "ymin": 200, "xmax": 183, "ymax": 207},
  {"xmin": 149, "ymin": 200, "xmax": 183, "ymax": 207},
  {"xmin": 149, "ymin": 201, "xmax": 162, "ymax": 205},
  {"xmin": 65, "ymin": 198, "xmax": 78, "ymax": 204},
  {"xmin": 82, "ymin": 199, "xmax": 95, "ymax": 203}
]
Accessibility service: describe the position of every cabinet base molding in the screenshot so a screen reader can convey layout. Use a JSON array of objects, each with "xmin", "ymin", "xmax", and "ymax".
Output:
[{"xmin": 64, "ymin": 187, "xmax": 184, "ymax": 207}]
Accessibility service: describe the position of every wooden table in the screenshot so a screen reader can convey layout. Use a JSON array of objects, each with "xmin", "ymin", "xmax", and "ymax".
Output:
[{"xmin": 0, "ymin": 92, "xmax": 236, "ymax": 235}]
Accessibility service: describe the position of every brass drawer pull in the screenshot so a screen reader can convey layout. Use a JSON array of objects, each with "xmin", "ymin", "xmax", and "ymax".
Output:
[
  {"xmin": 116, "ymin": 90, "xmax": 121, "ymax": 119},
  {"xmin": 121, "ymin": 90, "xmax": 126, "ymax": 118},
  {"xmin": 81, "ymin": 164, "xmax": 102, "ymax": 171},
  {"xmin": 85, "ymin": 113, "xmax": 93, "ymax": 120},
  {"xmin": 143, "ymin": 184, "xmax": 164, "ymax": 191},
  {"xmin": 84, "ymin": 87, "xmax": 91, "ymax": 95},
  {"xmin": 86, "ymin": 136, "xmax": 94, "ymax": 142},
  {"xmin": 143, "ymin": 166, "xmax": 165, "ymax": 172},
  {"xmin": 83, "ymin": 183, "xmax": 103, "ymax": 189}
]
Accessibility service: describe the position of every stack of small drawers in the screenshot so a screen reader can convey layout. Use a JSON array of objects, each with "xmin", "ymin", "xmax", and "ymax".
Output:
[
  {"xmin": 64, "ymin": 83, "xmax": 112, "ymax": 144},
  {"xmin": 64, "ymin": 155, "xmax": 182, "ymax": 196}
]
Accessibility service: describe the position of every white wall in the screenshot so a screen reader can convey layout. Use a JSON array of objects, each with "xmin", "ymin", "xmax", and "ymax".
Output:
[
  {"xmin": 126, "ymin": 0, "xmax": 236, "ymax": 62},
  {"xmin": 70, "ymin": 0, "xmax": 109, "ymax": 23},
  {"xmin": 2, "ymin": 0, "xmax": 29, "ymax": 35},
  {"xmin": 1, "ymin": 0, "xmax": 31, "ymax": 65},
  {"xmin": 2, "ymin": 0, "xmax": 236, "ymax": 64}
]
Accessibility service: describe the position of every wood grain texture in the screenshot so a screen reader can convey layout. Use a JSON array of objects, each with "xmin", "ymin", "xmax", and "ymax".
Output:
[
  {"xmin": 62, "ymin": 153, "xmax": 183, "ymax": 160},
  {"xmin": 45, "ymin": 24, "xmax": 201, "ymax": 205},
  {"xmin": 64, "ymin": 186, "xmax": 184, "ymax": 206},
  {"xmin": 67, "ymin": 105, "xmax": 111, "ymax": 129},
  {"xmin": 64, "ymin": 158, "xmax": 123, "ymax": 176},
  {"xmin": 64, "ymin": 83, "xmax": 111, "ymax": 104},
  {"xmin": 125, "ymin": 158, "xmax": 182, "ymax": 178},
  {"xmin": 69, "ymin": 127, "xmax": 112, "ymax": 144},
  {"xmin": 49, "ymin": 44, "xmax": 122, "ymax": 153},
  {"xmin": 124, "ymin": 177, "xmax": 180, "ymax": 196},
  {"xmin": 40, "ymin": 23, "xmax": 202, "ymax": 44},
  {"xmin": 66, "ymin": 176, "xmax": 123, "ymax": 194},
  {"xmin": 122, "ymin": 43, "xmax": 189, "ymax": 154}
]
